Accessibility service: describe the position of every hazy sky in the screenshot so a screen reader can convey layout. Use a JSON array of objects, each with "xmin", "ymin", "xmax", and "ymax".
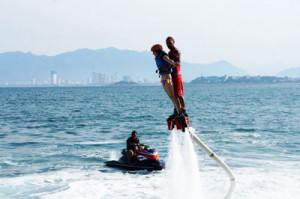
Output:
[{"xmin": 1, "ymin": 0, "xmax": 300, "ymax": 75}]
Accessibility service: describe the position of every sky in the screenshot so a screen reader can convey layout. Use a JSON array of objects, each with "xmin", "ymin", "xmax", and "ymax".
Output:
[{"xmin": 1, "ymin": 0, "xmax": 300, "ymax": 75}]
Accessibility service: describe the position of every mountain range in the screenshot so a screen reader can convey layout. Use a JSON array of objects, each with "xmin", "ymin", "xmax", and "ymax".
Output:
[
  {"xmin": 0, "ymin": 48, "xmax": 247, "ymax": 84},
  {"xmin": 276, "ymin": 67, "xmax": 300, "ymax": 78},
  {"xmin": 1, "ymin": 47, "xmax": 298, "ymax": 85}
]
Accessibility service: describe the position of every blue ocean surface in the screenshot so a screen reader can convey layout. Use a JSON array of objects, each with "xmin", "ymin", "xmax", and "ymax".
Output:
[{"xmin": 0, "ymin": 84, "xmax": 299, "ymax": 199}]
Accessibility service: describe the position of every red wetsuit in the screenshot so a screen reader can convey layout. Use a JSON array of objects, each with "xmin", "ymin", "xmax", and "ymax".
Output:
[{"xmin": 168, "ymin": 47, "xmax": 184, "ymax": 98}]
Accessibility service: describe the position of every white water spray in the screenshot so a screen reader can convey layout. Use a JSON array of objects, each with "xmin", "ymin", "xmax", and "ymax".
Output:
[
  {"xmin": 109, "ymin": 151, "xmax": 118, "ymax": 161},
  {"xmin": 165, "ymin": 128, "xmax": 203, "ymax": 199}
]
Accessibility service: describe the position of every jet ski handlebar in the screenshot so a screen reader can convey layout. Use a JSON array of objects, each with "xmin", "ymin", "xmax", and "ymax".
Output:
[{"xmin": 136, "ymin": 144, "xmax": 148, "ymax": 150}]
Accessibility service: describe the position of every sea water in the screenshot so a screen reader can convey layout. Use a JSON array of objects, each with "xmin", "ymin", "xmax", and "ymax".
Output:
[{"xmin": 0, "ymin": 84, "xmax": 299, "ymax": 199}]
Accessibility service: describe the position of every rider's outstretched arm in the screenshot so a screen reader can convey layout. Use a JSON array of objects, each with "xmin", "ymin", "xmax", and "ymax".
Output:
[{"xmin": 162, "ymin": 55, "xmax": 179, "ymax": 67}]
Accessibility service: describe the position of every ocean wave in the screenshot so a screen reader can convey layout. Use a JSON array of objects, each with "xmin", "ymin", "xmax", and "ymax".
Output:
[
  {"xmin": 76, "ymin": 141, "xmax": 123, "ymax": 146},
  {"xmin": 9, "ymin": 142, "xmax": 43, "ymax": 147}
]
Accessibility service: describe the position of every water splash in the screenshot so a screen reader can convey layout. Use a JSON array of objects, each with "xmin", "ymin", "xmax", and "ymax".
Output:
[
  {"xmin": 165, "ymin": 128, "xmax": 203, "ymax": 199},
  {"xmin": 109, "ymin": 151, "xmax": 118, "ymax": 161}
]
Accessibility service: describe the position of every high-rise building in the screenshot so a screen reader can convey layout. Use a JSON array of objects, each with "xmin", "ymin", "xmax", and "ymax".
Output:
[
  {"xmin": 105, "ymin": 76, "xmax": 110, "ymax": 85},
  {"xmin": 51, "ymin": 71, "xmax": 58, "ymax": 85},
  {"xmin": 223, "ymin": 75, "xmax": 229, "ymax": 82},
  {"xmin": 99, "ymin": 73, "xmax": 105, "ymax": 85},
  {"xmin": 92, "ymin": 72, "xmax": 98, "ymax": 84},
  {"xmin": 87, "ymin": 77, "xmax": 92, "ymax": 85},
  {"xmin": 111, "ymin": 73, "xmax": 119, "ymax": 84},
  {"xmin": 31, "ymin": 78, "xmax": 37, "ymax": 86},
  {"xmin": 92, "ymin": 72, "xmax": 106, "ymax": 85}
]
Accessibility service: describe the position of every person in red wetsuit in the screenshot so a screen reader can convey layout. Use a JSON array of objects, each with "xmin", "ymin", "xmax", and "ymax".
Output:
[{"xmin": 166, "ymin": 36, "xmax": 188, "ymax": 118}]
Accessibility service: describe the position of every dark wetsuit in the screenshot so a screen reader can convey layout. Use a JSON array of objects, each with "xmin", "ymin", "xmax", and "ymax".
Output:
[{"xmin": 126, "ymin": 137, "xmax": 139, "ymax": 151}]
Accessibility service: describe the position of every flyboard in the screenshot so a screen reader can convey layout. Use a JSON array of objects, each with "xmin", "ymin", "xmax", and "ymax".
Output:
[{"xmin": 167, "ymin": 116, "xmax": 236, "ymax": 199}]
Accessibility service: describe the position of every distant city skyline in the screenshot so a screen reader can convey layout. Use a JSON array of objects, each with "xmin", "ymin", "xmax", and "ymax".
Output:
[
  {"xmin": 1, "ymin": 0, "xmax": 300, "ymax": 76},
  {"xmin": 1, "ymin": 47, "xmax": 299, "ymax": 86},
  {"xmin": 3, "ymin": 71, "xmax": 147, "ymax": 86},
  {"xmin": 2, "ymin": 67, "xmax": 299, "ymax": 87}
]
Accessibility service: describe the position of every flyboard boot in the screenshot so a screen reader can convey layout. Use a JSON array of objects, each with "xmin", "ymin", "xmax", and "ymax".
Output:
[
  {"xmin": 168, "ymin": 108, "xmax": 178, "ymax": 120},
  {"xmin": 181, "ymin": 108, "xmax": 188, "ymax": 117},
  {"xmin": 167, "ymin": 109, "xmax": 189, "ymax": 132}
]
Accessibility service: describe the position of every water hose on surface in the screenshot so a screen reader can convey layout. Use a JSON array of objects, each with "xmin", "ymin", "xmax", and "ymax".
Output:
[{"xmin": 188, "ymin": 129, "xmax": 236, "ymax": 199}]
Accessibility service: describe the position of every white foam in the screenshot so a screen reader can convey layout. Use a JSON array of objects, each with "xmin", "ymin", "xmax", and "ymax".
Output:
[
  {"xmin": 2, "ymin": 160, "xmax": 18, "ymax": 166},
  {"xmin": 41, "ymin": 179, "xmax": 106, "ymax": 199},
  {"xmin": 78, "ymin": 140, "xmax": 122, "ymax": 145},
  {"xmin": 0, "ymin": 169, "xmax": 165, "ymax": 199},
  {"xmin": 109, "ymin": 151, "xmax": 119, "ymax": 160},
  {"xmin": 0, "ymin": 161, "xmax": 299, "ymax": 199},
  {"xmin": 164, "ymin": 129, "xmax": 204, "ymax": 199}
]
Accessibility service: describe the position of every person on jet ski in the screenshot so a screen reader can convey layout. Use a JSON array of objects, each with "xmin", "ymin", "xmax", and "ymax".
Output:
[{"xmin": 126, "ymin": 131, "xmax": 141, "ymax": 163}]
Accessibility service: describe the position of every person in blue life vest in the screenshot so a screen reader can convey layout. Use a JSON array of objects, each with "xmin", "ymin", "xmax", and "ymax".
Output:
[{"xmin": 151, "ymin": 44, "xmax": 182, "ymax": 119}]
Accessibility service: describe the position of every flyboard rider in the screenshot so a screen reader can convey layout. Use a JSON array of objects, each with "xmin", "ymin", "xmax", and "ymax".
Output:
[
  {"xmin": 151, "ymin": 44, "xmax": 186, "ymax": 120},
  {"xmin": 166, "ymin": 36, "xmax": 188, "ymax": 118}
]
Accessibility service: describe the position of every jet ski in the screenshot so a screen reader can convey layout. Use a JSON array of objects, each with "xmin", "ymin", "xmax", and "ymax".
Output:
[{"xmin": 105, "ymin": 145, "xmax": 165, "ymax": 171}]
